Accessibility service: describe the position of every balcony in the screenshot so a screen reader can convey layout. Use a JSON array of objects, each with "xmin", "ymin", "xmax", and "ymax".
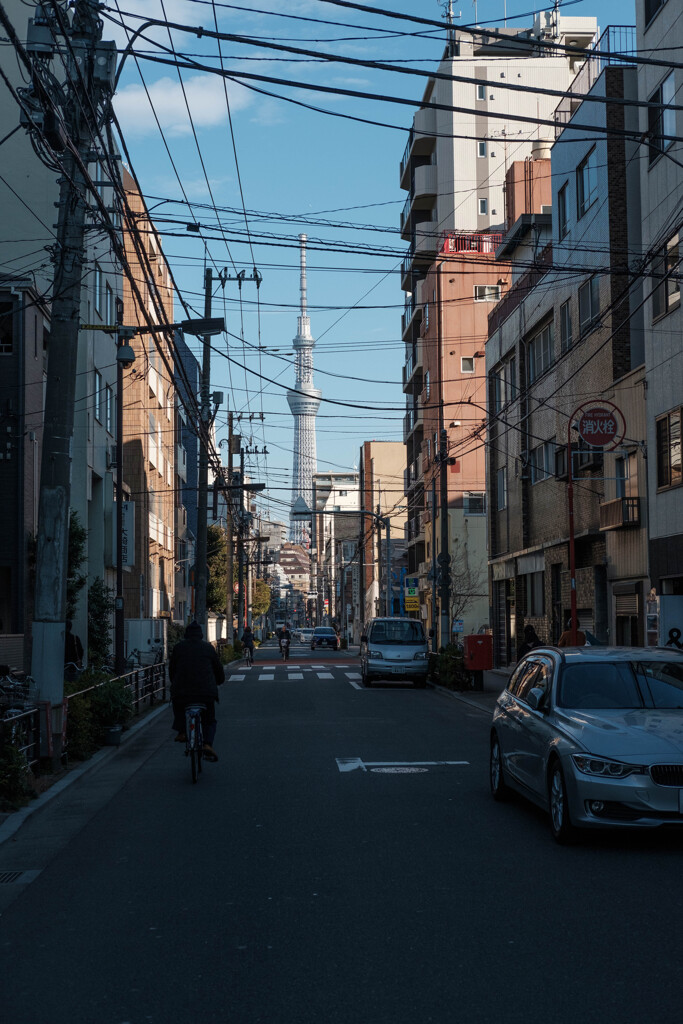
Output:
[
  {"xmin": 402, "ymin": 337, "xmax": 423, "ymax": 393},
  {"xmin": 400, "ymin": 195, "xmax": 412, "ymax": 240},
  {"xmin": 599, "ymin": 497, "xmax": 641, "ymax": 531},
  {"xmin": 403, "ymin": 404, "xmax": 423, "ymax": 443},
  {"xmin": 412, "ymin": 163, "xmax": 437, "ymax": 203},
  {"xmin": 176, "ymin": 443, "xmax": 187, "ymax": 482},
  {"xmin": 413, "ymin": 217, "xmax": 439, "ymax": 257},
  {"xmin": 399, "ymin": 108, "xmax": 437, "ymax": 189},
  {"xmin": 554, "ymin": 26, "xmax": 636, "ymax": 137}
]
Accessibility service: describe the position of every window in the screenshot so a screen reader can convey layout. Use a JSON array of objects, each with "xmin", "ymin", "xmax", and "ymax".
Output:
[
  {"xmin": 530, "ymin": 441, "xmax": 554, "ymax": 484},
  {"xmin": 423, "ymin": 303, "xmax": 429, "ymax": 329},
  {"xmin": 496, "ymin": 466, "xmax": 507, "ymax": 510},
  {"xmin": 474, "ymin": 284, "xmax": 501, "ymax": 302},
  {"xmin": 527, "ymin": 321, "xmax": 554, "ymax": 383},
  {"xmin": 478, "ymin": 141, "xmax": 487, "ymax": 157},
  {"xmin": 94, "ymin": 370, "xmax": 102, "ymax": 422},
  {"xmin": 493, "ymin": 356, "xmax": 516, "ymax": 412},
  {"xmin": 477, "ymin": 84, "xmax": 486, "ymax": 100},
  {"xmin": 464, "ymin": 492, "xmax": 485, "ymax": 515},
  {"xmin": 648, "ymin": 72, "xmax": 676, "ymax": 164},
  {"xmin": 0, "ymin": 301, "xmax": 12, "ymax": 354},
  {"xmin": 94, "ymin": 263, "xmax": 103, "ymax": 315},
  {"xmin": 578, "ymin": 276, "xmax": 600, "ymax": 335},
  {"xmin": 656, "ymin": 408, "xmax": 682, "ymax": 489},
  {"xmin": 425, "ymin": 370, "xmax": 430, "ymax": 399},
  {"xmin": 461, "ymin": 356, "xmax": 475, "ymax": 373},
  {"xmin": 105, "ymin": 282, "xmax": 114, "ymax": 326},
  {"xmin": 339, "ymin": 490, "xmax": 348, "ymax": 497},
  {"xmin": 558, "ymin": 183, "xmax": 568, "ymax": 239},
  {"xmin": 645, "ymin": 0, "xmax": 666, "ymax": 26},
  {"xmin": 525, "ymin": 572, "xmax": 545, "ymax": 617},
  {"xmin": 105, "ymin": 385, "xmax": 114, "ymax": 434},
  {"xmin": 478, "ymin": 198, "xmax": 488, "ymax": 215},
  {"xmin": 426, "ymin": 438, "xmax": 431, "ymax": 460},
  {"xmin": 652, "ymin": 231, "xmax": 680, "ymax": 320},
  {"xmin": 576, "ymin": 147, "xmax": 598, "ymax": 218},
  {"xmin": 616, "ymin": 452, "xmax": 638, "ymax": 499},
  {"xmin": 560, "ymin": 299, "xmax": 572, "ymax": 353}
]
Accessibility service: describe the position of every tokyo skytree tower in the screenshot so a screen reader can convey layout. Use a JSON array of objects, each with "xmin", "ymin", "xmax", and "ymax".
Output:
[{"xmin": 288, "ymin": 234, "xmax": 321, "ymax": 543}]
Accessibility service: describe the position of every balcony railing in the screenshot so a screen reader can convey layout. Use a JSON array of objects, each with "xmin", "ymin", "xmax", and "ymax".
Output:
[
  {"xmin": 441, "ymin": 231, "xmax": 502, "ymax": 255},
  {"xmin": 554, "ymin": 26, "xmax": 637, "ymax": 135},
  {"xmin": 599, "ymin": 496, "xmax": 640, "ymax": 531}
]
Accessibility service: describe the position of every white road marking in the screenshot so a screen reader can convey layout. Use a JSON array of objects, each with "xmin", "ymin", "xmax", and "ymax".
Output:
[
  {"xmin": 230, "ymin": 674, "xmax": 245, "ymax": 681},
  {"xmin": 259, "ymin": 674, "xmax": 274, "ymax": 681},
  {"xmin": 335, "ymin": 758, "xmax": 470, "ymax": 773},
  {"xmin": 316, "ymin": 672, "xmax": 333, "ymax": 679},
  {"xmin": 346, "ymin": 672, "xmax": 361, "ymax": 679},
  {"xmin": 347, "ymin": 679, "xmax": 362, "ymax": 690},
  {"xmin": 288, "ymin": 673, "xmax": 304, "ymax": 679}
]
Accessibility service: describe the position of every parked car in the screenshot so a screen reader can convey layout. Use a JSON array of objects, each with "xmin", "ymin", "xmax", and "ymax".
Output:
[
  {"xmin": 299, "ymin": 628, "xmax": 314, "ymax": 644},
  {"xmin": 311, "ymin": 627, "xmax": 340, "ymax": 651},
  {"xmin": 360, "ymin": 617, "xmax": 428, "ymax": 688},
  {"xmin": 490, "ymin": 646, "xmax": 683, "ymax": 842}
]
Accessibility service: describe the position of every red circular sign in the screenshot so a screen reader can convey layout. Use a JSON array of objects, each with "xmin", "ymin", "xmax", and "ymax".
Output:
[
  {"xmin": 576, "ymin": 403, "xmax": 625, "ymax": 450},
  {"xmin": 233, "ymin": 582, "xmax": 239, "ymax": 594}
]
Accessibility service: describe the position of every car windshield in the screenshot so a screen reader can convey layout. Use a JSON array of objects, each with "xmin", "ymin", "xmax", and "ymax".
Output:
[
  {"xmin": 557, "ymin": 662, "xmax": 643, "ymax": 709},
  {"xmin": 316, "ymin": 628, "xmax": 335, "ymax": 635},
  {"xmin": 369, "ymin": 621, "xmax": 425, "ymax": 645},
  {"xmin": 633, "ymin": 660, "xmax": 683, "ymax": 709},
  {"xmin": 557, "ymin": 660, "xmax": 683, "ymax": 710}
]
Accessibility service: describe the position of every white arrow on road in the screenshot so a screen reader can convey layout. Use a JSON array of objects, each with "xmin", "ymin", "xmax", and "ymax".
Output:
[{"xmin": 336, "ymin": 758, "xmax": 469, "ymax": 773}]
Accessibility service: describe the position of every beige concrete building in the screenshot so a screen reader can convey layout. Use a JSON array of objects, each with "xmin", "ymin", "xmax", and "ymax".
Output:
[{"xmin": 121, "ymin": 169, "xmax": 176, "ymax": 624}]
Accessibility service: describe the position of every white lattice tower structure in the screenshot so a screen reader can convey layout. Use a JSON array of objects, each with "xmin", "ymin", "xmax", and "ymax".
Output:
[{"xmin": 288, "ymin": 234, "xmax": 321, "ymax": 542}]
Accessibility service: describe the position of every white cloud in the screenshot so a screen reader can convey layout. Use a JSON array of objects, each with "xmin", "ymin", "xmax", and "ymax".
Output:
[{"xmin": 114, "ymin": 74, "xmax": 251, "ymax": 137}]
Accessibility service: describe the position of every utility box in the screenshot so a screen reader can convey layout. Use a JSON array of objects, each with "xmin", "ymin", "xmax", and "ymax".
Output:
[{"xmin": 464, "ymin": 633, "xmax": 493, "ymax": 672}]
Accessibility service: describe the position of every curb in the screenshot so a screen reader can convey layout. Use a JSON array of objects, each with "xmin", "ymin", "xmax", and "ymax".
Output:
[
  {"xmin": 0, "ymin": 701, "xmax": 169, "ymax": 848},
  {"xmin": 429, "ymin": 681, "xmax": 498, "ymax": 714}
]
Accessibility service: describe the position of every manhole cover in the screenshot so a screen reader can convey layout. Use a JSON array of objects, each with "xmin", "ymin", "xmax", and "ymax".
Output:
[
  {"xmin": 370, "ymin": 766, "xmax": 429, "ymax": 774},
  {"xmin": 0, "ymin": 871, "xmax": 24, "ymax": 884}
]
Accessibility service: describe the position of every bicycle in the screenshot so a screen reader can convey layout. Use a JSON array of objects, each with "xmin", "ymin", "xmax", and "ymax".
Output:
[
  {"xmin": 281, "ymin": 638, "xmax": 290, "ymax": 662},
  {"xmin": 244, "ymin": 645, "xmax": 253, "ymax": 669},
  {"xmin": 184, "ymin": 704, "xmax": 206, "ymax": 783}
]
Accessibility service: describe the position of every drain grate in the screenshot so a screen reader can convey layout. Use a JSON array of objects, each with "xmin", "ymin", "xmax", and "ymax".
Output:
[{"xmin": 0, "ymin": 871, "xmax": 24, "ymax": 884}]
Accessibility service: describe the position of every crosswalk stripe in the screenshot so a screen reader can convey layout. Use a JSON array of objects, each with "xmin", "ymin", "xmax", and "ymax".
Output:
[
  {"xmin": 259, "ymin": 674, "xmax": 274, "ymax": 681},
  {"xmin": 288, "ymin": 673, "xmax": 304, "ymax": 679},
  {"xmin": 317, "ymin": 672, "xmax": 333, "ymax": 679},
  {"xmin": 231, "ymin": 674, "xmax": 245, "ymax": 681}
]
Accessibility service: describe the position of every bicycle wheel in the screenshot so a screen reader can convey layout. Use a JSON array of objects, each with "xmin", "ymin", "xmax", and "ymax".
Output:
[{"xmin": 190, "ymin": 746, "xmax": 199, "ymax": 783}]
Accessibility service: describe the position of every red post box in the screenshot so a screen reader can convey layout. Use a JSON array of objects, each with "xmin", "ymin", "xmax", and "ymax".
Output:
[{"xmin": 463, "ymin": 634, "xmax": 493, "ymax": 686}]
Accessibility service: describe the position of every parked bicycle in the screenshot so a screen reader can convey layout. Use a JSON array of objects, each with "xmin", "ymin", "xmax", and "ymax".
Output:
[{"xmin": 184, "ymin": 703, "xmax": 205, "ymax": 784}]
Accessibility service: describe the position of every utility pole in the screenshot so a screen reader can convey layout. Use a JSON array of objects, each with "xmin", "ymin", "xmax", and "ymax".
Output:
[
  {"xmin": 438, "ymin": 424, "xmax": 451, "ymax": 649},
  {"xmin": 237, "ymin": 446, "xmax": 246, "ymax": 631},
  {"xmin": 385, "ymin": 515, "xmax": 392, "ymax": 617},
  {"xmin": 431, "ymin": 477, "xmax": 439, "ymax": 653},
  {"xmin": 226, "ymin": 411, "xmax": 234, "ymax": 643},
  {"xmin": 194, "ymin": 267, "xmax": 213, "ymax": 633},
  {"xmin": 27, "ymin": 3, "xmax": 113, "ymax": 755}
]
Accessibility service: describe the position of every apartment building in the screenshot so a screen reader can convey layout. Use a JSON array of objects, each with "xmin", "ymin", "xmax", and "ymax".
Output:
[
  {"xmin": 400, "ymin": 12, "xmax": 598, "ymax": 621},
  {"xmin": 358, "ymin": 442, "xmax": 407, "ymax": 627},
  {"xmin": 419, "ymin": 231, "xmax": 509, "ymax": 644},
  {"xmin": 121, "ymin": 169, "xmax": 176, "ymax": 624},
  {"xmin": 486, "ymin": 35, "xmax": 647, "ymax": 665},
  {"xmin": 636, "ymin": 0, "xmax": 683, "ymax": 638},
  {"xmin": 0, "ymin": 0, "xmax": 122, "ymax": 665},
  {"xmin": 311, "ymin": 472, "xmax": 360, "ymax": 625}
]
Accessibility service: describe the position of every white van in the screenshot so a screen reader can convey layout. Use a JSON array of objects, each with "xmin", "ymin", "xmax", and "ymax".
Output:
[{"xmin": 360, "ymin": 617, "xmax": 429, "ymax": 688}]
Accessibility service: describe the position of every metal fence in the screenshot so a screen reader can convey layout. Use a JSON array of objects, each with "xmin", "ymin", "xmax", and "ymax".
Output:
[{"xmin": 554, "ymin": 26, "xmax": 637, "ymax": 135}]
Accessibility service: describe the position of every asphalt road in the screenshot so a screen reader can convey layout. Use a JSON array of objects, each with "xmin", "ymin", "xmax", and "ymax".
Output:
[{"xmin": 1, "ymin": 641, "xmax": 683, "ymax": 1023}]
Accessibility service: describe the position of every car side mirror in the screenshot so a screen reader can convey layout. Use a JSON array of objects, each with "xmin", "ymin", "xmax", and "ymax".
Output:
[
  {"xmin": 361, "ymin": 634, "xmax": 368, "ymax": 644},
  {"xmin": 527, "ymin": 687, "xmax": 547, "ymax": 712}
]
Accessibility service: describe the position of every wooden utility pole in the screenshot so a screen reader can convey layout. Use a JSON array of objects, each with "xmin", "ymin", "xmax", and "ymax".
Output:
[{"xmin": 194, "ymin": 267, "xmax": 213, "ymax": 633}]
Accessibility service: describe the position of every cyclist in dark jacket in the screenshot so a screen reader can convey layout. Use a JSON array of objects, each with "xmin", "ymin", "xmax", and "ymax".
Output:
[{"xmin": 169, "ymin": 621, "xmax": 224, "ymax": 761}]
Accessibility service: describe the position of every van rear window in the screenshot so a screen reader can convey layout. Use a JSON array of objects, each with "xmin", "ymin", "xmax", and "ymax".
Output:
[{"xmin": 369, "ymin": 621, "xmax": 425, "ymax": 644}]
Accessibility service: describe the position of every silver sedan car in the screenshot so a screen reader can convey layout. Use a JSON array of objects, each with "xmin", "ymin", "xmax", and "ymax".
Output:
[{"xmin": 490, "ymin": 646, "xmax": 683, "ymax": 842}]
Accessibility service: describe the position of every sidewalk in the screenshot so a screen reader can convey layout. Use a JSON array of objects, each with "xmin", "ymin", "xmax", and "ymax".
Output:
[
  {"xmin": 0, "ymin": 700, "xmax": 169, "ymax": 846},
  {"xmin": 431, "ymin": 668, "xmax": 511, "ymax": 714}
]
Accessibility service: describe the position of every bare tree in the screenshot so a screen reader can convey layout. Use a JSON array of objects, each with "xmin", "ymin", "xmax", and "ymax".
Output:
[{"xmin": 449, "ymin": 541, "xmax": 488, "ymax": 630}]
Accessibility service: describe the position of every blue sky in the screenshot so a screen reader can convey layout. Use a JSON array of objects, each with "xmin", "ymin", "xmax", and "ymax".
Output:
[{"xmin": 110, "ymin": 0, "xmax": 637, "ymax": 524}]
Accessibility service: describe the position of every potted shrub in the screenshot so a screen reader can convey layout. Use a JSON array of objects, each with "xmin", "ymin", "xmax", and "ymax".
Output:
[{"xmin": 90, "ymin": 679, "xmax": 133, "ymax": 745}]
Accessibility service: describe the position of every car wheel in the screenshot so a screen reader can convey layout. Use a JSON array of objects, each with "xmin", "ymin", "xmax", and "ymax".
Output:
[
  {"xmin": 490, "ymin": 732, "xmax": 508, "ymax": 802},
  {"xmin": 362, "ymin": 666, "xmax": 372, "ymax": 687},
  {"xmin": 548, "ymin": 760, "xmax": 576, "ymax": 844}
]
